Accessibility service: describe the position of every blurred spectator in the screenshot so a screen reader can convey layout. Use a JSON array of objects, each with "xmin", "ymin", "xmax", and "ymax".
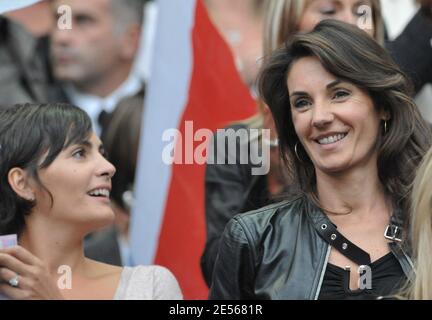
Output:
[
  {"xmin": 5, "ymin": 0, "xmax": 54, "ymax": 37},
  {"xmin": 402, "ymin": 146, "xmax": 432, "ymax": 299},
  {"xmin": 0, "ymin": 16, "xmax": 53, "ymax": 106},
  {"xmin": 133, "ymin": 0, "xmax": 157, "ymax": 82},
  {"xmin": 50, "ymin": 0, "xmax": 145, "ymax": 135},
  {"xmin": 204, "ymin": 0, "xmax": 265, "ymax": 90},
  {"xmin": 381, "ymin": 0, "xmax": 432, "ymax": 122},
  {"xmin": 85, "ymin": 90, "xmax": 144, "ymax": 266},
  {"xmin": 386, "ymin": 0, "xmax": 432, "ymax": 94}
]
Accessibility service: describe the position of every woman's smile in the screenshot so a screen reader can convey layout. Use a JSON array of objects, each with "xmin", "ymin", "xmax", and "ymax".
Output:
[{"xmin": 313, "ymin": 131, "xmax": 349, "ymax": 151}]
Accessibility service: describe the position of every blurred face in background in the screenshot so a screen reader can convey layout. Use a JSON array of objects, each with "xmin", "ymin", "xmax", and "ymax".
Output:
[
  {"xmin": 298, "ymin": 0, "xmax": 375, "ymax": 36},
  {"xmin": 50, "ymin": 0, "xmax": 130, "ymax": 89}
]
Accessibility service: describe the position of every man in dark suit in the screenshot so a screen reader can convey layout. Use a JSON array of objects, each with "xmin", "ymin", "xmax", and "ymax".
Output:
[
  {"xmin": 387, "ymin": 0, "xmax": 432, "ymax": 94},
  {"xmin": 49, "ymin": 0, "xmax": 145, "ymax": 135},
  {"xmin": 0, "ymin": 16, "xmax": 54, "ymax": 107}
]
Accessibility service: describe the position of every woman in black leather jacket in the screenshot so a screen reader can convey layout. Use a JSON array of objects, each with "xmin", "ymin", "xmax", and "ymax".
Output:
[
  {"xmin": 209, "ymin": 20, "xmax": 432, "ymax": 300},
  {"xmin": 201, "ymin": 0, "xmax": 386, "ymax": 287}
]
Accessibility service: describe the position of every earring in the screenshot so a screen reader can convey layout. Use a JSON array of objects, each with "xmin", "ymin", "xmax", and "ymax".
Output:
[
  {"xmin": 294, "ymin": 142, "xmax": 303, "ymax": 163},
  {"xmin": 384, "ymin": 120, "xmax": 388, "ymax": 135}
]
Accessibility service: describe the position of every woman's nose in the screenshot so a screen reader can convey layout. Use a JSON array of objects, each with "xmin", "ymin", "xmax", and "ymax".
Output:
[
  {"xmin": 312, "ymin": 103, "xmax": 334, "ymax": 128},
  {"xmin": 98, "ymin": 156, "xmax": 116, "ymax": 179}
]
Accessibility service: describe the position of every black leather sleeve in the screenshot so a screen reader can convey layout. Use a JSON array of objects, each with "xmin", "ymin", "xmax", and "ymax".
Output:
[
  {"xmin": 200, "ymin": 128, "xmax": 253, "ymax": 287},
  {"xmin": 386, "ymin": 9, "xmax": 432, "ymax": 93},
  {"xmin": 208, "ymin": 217, "xmax": 256, "ymax": 299}
]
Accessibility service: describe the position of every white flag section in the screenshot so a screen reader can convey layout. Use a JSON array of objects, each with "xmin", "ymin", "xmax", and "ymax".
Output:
[
  {"xmin": 130, "ymin": 0, "xmax": 195, "ymax": 267},
  {"xmin": 0, "ymin": 0, "xmax": 40, "ymax": 14}
]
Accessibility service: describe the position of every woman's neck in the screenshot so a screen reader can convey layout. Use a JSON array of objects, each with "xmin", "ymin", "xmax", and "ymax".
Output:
[
  {"xmin": 19, "ymin": 214, "xmax": 87, "ymax": 276},
  {"xmin": 315, "ymin": 163, "xmax": 390, "ymax": 219}
]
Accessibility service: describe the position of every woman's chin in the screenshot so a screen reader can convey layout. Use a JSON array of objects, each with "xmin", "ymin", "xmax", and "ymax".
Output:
[
  {"xmin": 316, "ymin": 162, "xmax": 350, "ymax": 176},
  {"xmin": 83, "ymin": 210, "xmax": 116, "ymax": 232}
]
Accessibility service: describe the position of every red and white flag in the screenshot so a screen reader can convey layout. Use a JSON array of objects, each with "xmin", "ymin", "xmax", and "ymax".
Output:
[{"xmin": 130, "ymin": 0, "xmax": 256, "ymax": 299}]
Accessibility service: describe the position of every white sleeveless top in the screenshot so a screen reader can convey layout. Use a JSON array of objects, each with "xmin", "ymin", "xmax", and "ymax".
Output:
[{"xmin": 113, "ymin": 265, "xmax": 183, "ymax": 300}]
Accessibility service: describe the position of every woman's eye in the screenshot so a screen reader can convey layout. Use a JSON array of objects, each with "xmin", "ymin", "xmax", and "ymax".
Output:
[
  {"xmin": 333, "ymin": 90, "xmax": 350, "ymax": 100},
  {"xmin": 320, "ymin": 7, "xmax": 336, "ymax": 15},
  {"xmin": 293, "ymin": 98, "xmax": 311, "ymax": 109},
  {"xmin": 72, "ymin": 149, "xmax": 86, "ymax": 159}
]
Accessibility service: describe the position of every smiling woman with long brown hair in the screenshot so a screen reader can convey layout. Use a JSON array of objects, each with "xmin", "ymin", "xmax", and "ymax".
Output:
[
  {"xmin": 209, "ymin": 20, "xmax": 432, "ymax": 300},
  {"xmin": 201, "ymin": 0, "xmax": 387, "ymax": 288}
]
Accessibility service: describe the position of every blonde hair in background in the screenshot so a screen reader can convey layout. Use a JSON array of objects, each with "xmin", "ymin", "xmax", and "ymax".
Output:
[
  {"xmin": 263, "ymin": 0, "xmax": 310, "ymax": 58},
  {"xmin": 262, "ymin": 0, "xmax": 385, "ymax": 58},
  {"xmin": 406, "ymin": 147, "xmax": 432, "ymax": 299}
]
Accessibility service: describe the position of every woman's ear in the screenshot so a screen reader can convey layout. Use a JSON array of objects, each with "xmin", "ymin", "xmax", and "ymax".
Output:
[
  {"xmin": 8, "ymin": 168, "xmax": 35, "ymax": 201},
  {"xmin": 380, "ymin": 109, "xmax": 391, "ymax": 121}
]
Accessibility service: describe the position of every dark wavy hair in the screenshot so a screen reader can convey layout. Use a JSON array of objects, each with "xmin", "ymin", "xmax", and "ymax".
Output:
[
  {"xmin": 258, "ymin": 20, "xmax": 432, "ymax": 219},
  {"xmin": 0, "ymin": 103, "xmax": 92, "ymax": 235}
]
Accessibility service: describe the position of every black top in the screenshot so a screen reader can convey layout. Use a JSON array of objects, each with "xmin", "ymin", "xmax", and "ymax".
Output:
[{"xmin": 318, "ymin": 252, "xmax": 406, "ymax": 300}]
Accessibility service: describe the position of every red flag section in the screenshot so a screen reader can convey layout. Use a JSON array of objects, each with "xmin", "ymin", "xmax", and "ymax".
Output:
[{"xmin": 154, "ymin": 0, "xmax": 256, "ymax": 299}]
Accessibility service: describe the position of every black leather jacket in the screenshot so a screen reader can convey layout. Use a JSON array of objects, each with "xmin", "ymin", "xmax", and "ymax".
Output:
[
  {"xmin": 201, "ymin": 123, "xmax": 295, "ymax": 287},
  {"xmin": 209, "ymin": 195, "xmax": 413, "ymax": 299},
  {"xmin": 201, "ymin": 124, "xmax": 272, "ymax": 287}
]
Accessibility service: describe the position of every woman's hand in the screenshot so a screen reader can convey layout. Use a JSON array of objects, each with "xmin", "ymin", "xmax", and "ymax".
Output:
[{"xmin": 0, "ymin": 246, "xmax": 64, "ymax": 300}]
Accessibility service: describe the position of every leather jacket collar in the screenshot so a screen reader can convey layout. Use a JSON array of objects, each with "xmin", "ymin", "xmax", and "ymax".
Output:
[{"xmin": 209, "ymin": 195, "xmax": 413, "ymax": 299}]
